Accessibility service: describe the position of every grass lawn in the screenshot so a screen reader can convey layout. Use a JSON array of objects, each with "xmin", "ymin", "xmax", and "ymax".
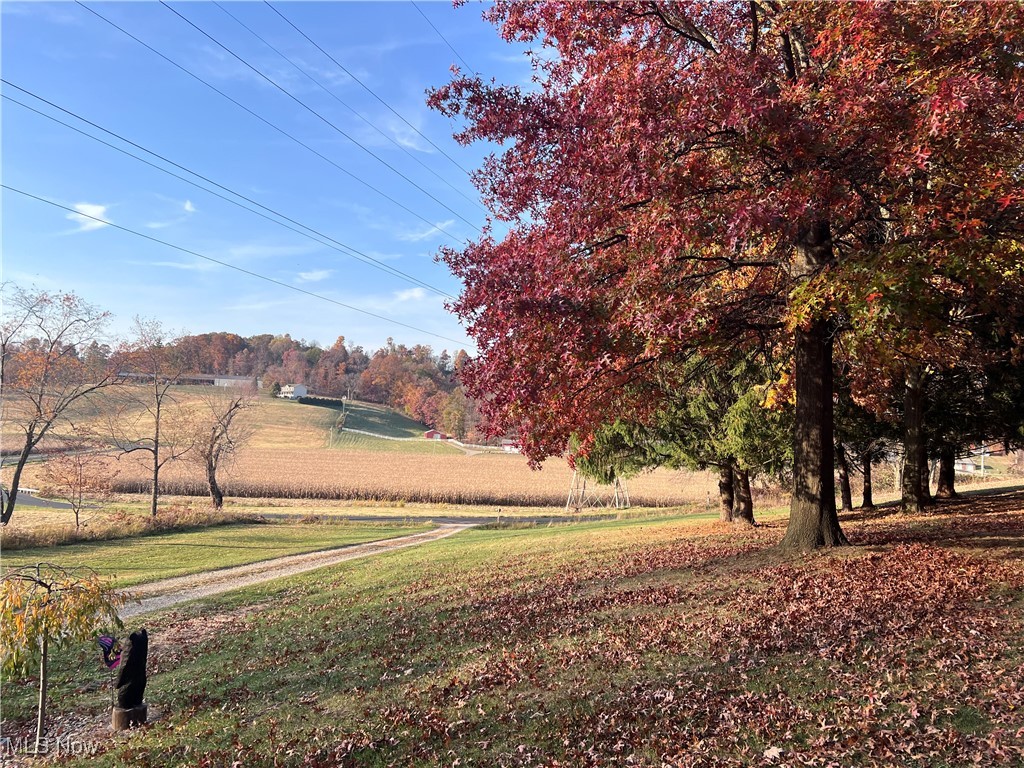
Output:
[
  {"xmin": 260, "ymin": 396, "xmax": 463, "ymax": 453},
  {"xmin": 337, "ymin": 400, "xmax": 431, "ymax": 438},
  {"xmin": 331, "ymin": 429, "xmax": 464, "ymax": 454},
  {"xmin": 2, "ymin": 488, "xmax": 1022, "ymax": 766},
  {"xmin": 222, "ymin": 498, "xmax": 774, "ymax": 522},
  {"xmin": 0, "ymin": 521, "xmax": 430, "ymax": 588}
]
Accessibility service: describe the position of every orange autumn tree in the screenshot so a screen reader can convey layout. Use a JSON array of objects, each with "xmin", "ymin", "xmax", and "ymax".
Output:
[
  {"xmin": 1, "ymin": 286, "xmax": 122, "ymax": 525},
  {"xmin": 1, "ymin": 564, "xmax": 126, "ymax": 754}
]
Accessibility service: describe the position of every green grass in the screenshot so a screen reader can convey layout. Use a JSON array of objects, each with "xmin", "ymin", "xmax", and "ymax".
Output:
[
  {"xmin": 336, "ymin": 400, "xmax": 432, "ymax": 438},
  {"xmin": 3, "ymin": 497, "xmax": 1022, "ymax": 767},
  {"xmin": 304, "ymin": 398, "xmax": 464, "ymax": 453},
  {"xmin": 0, "ymin": 521, "xmax": 430, "ymax": 587},
  {"xmin": 330, "ymin": 429, "xmax": 464, "ymax": 454}
]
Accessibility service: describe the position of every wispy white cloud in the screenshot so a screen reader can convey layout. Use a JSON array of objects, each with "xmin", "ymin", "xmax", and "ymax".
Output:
[
  {"xmin": 226, "ymin": 242, "xmax": 322, "ymax": 260},
  {"xmin": 2, "ymin": 3, "xmax": 82, "ymax": 25},
  {"xmin": 354, "ymin": 285, "xmax": 446, "ymax": 316},
  {"xmin": 192, "ymin": 44, "xmax": 276, "ymax": 89},
  {"xmin": 292, "ymin": 56, "xmax": 352, "ymax": 88},
  {"xmin": 330, "ymin": 200, "xmax": 390, "ymax": 231},
  {"xmin": 383, "ymin": 115, "xmax": 433, "ymax": 153},
  {"xmin": 66, "ymin": 202, "xmax": 111, "ymax": 233},
  {"xmin": 190, "ymin": 45, "xmax": 365, "ymax": 96},
  {"xmin": 296, "ymin": 269, "xmax": 333, "ymax": 283},
  {"xmin": 141, "ymin": 259, "xmax": 219, "ymax": 273},
  {"xmin": 396, "ymin": 219, "xmax": 456, "ymax": 242},
  {"xmin": 145, "ymin": 198, "xmax": 197, "ymax": 229},
  {"xmin": 394, "ymin": 287, "xmax": 427, "ymax": 302},
  {"xmin": 490, "ymin": 51, "xmax": 531, "ymax": 65},
  {"xmin": 363, "ymin": 249, "xmax": 404, "ymax": 262}
]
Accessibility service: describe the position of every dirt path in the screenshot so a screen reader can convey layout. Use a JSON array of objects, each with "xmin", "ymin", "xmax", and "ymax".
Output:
[{"xmin": 120, "ymin": 524, "xmax": 473, "ymax": 619}]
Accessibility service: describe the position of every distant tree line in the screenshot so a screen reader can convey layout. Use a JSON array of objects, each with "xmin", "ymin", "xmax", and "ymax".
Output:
[{"xmin": 166, "ymin": 332, "xmax": 480, "ymax": 441}]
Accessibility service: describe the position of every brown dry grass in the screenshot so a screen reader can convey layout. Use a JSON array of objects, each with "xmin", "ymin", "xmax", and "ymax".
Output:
[{"xmin": 0, "ymin": 505, "xmax": 243, "ymax": 549}]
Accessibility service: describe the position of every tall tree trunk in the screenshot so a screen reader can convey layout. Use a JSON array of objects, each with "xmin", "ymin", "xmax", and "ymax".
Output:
[
  {"xmin": 151, "ymin": 392, "xmax": 161, "ymax": 517},
  {"xmin": 207, "ymin": 460, "xmax": 224, "ymax": 509},
  {"xmin": 835, "ymin": 442, "xmax": 854, "ymax": 512},
  {"xmin": 935, "ymin": 445, "xmax": 958, "ymax": 499},
  {"xmin": 781, "ymin": 318, "xmax": 848, "ymax": 549},
  {"xmin": 150, "ymin": 452, "xmax": 160, "ymax": 518},
  {"xmin": 35, "ymin": 633, "xmax": 48, "ymax": 755},
  {"xmin": 1, "ymin": 431, "xmax": 42, "ymax": 525},
  {"xmin": 861, "ymin": 452, "xmax": 875, "ymax": 510},
  {"xmin": 732, "ymin": 465, "xmax": 755, "ymax": 525},
  {"xmin": 920, "ymin": 444, "xmax": 933, "ymax": 502},
  {"xmin": 718, "ymin": 463, "xmax": 734, "ymax": 522},
  {"xmin": 902, "ymin": 368, "xmax": 930, "ymax": 513},
  {"xmin": 781, "ymin": 221, "xmax": 847, "ymax": 550},
  {"xmin": 2, "ymin": 442, "xmax": 33, "ymax": 525}
]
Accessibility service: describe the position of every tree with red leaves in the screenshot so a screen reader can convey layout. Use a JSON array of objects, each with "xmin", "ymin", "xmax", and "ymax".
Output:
[{"xmin": 431, "ymin": 1, "xmax": 1024, "ymax": 549}]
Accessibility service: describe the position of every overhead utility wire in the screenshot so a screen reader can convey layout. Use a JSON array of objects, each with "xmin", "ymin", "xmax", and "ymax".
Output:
[
  {"xmin": 265, "ymin": 1, "xmax": 474, "ymax": 178},
  {"xmin": 75, "ymin": 1, "xmax": 467, "ymax": 246},
  {"xmin": 212, "ymin": 0, "xmax": 486, "ymax": 215},
  {"xmin": 1, "ymin": 88, "xmax": 452, "ymax": 299},
  {"xmin": 410, "ymin": 1, "xmax": 477, "ymax": 76},
  {"xmin": 160, "ymin": 1, "xmax": 479, "ymax": 232},
  {"xmin": 3, "ymin": 185, "xmax": 471, "ymax": 349},
  {"xmin": 2, "ymin": 82, "xmax": 450, "ymax": 297}
]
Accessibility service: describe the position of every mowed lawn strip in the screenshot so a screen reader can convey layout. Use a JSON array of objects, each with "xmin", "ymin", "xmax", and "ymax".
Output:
[
  {"xmin": 331, "ymin": 429, "xmax": 465, "ymax": 454},
  {"xmin": 0, "ymin": 522, "xmax": 430, "ymax": 588},
  {"xmin": 337, "ymin": 400, "xmax": 432, "ymax": 438}
]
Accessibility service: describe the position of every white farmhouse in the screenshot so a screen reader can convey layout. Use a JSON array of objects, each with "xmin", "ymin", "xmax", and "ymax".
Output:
[{"xmin": 278, "ymin": 384, "xmax": 308, "ymax": 400}]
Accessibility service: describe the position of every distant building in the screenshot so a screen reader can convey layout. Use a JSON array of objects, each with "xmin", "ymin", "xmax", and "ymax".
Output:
[
  {"xmin": 279, "ymin": 384, "xmax": 308, "ymax": 400},
  {"xmin": 424, "ymin": 429, "xmax": 449, "ymax": 440},
  {"xmin": 117, "ymin": 372, "xmax": 258, "ymax": 389},
  {"xmin": 500, "ymin": 439, "xmax": 520, "ymax": 454},
  {"xmin": 212, "ymin": 375, "xmax": 259, "ymax": 389},
  {"xmin": 954, "ymin": 458, "xmax": 980, "ymax": 474}
]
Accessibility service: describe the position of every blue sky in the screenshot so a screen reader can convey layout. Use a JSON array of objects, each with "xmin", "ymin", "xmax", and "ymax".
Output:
[{"xmin": 1, "ymin": 1, "xmax": 531, "ymax": 354}]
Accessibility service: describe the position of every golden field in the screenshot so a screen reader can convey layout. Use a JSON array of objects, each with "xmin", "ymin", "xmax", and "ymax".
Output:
[
  {"xmin": 3, "ymin": 388, "xmax": 721, "ymax": 509},
  {"xmin": 106, "ymin": 447, "xmax": 718, "ymax": 507}
]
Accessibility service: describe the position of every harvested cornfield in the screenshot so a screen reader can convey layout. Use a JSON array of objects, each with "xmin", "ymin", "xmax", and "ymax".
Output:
[{"xmin": 109, "ymin": 448, "xmax": 717, "ymax": 508}]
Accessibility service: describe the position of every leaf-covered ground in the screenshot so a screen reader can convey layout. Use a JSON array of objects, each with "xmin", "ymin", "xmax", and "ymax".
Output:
[{"xmin": 4, "ymin": 488, "xmax": 1023, "ymax": 767}]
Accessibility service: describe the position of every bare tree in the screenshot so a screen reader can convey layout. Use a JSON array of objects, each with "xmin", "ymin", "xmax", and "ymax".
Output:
[
  {"xmin": 106, "ymin": 318, "xmax": 194, "ymax": 517},
  {"xmin": 39, "ymin": 435, "xmax": 119, "ymax": 529},
  {"xmin": 190, "ymin": 385, "xmax": 257, "ymax": 509},
  {"xmin": 0, "ymin": 285, "xmax": 121, "ymax": 525}
]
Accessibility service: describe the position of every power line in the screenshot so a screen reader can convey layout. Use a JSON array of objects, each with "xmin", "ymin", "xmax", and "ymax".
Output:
[
  {"xmin": 74, "ymin": 1, "xmax": 467, "ymax": 246},
  {"xmin": 410, "ymin": 1, "xmax": 477, "ymax": 75},
  {"xmin": 1, "ymin": 87, "xmax": 453, "ymax": 299},
  {"xmin": 3, "ymin": 184, "xmax": 471, "ymax": 348},
  {"xmin": 265, "ymin": 1, "xmax": 475, "ymax": 178},
  {"xmin": 159, "ymin": 1, "xmax": 479, "ymax": 232},
  {"xmin": 212, "ymin": 0, "xmax": 486, "ymax": 215}
]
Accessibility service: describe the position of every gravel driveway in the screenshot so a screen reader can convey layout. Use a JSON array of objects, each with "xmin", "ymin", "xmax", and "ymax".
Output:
[{"xmin": 120, "ymin": 523, "xmax": 473, "ymax": 618}]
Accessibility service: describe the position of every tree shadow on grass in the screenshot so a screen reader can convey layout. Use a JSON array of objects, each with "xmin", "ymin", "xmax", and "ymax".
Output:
[{"xmin": 840, "ymin": 485, "xmax": 1024, "ymax": 563}]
